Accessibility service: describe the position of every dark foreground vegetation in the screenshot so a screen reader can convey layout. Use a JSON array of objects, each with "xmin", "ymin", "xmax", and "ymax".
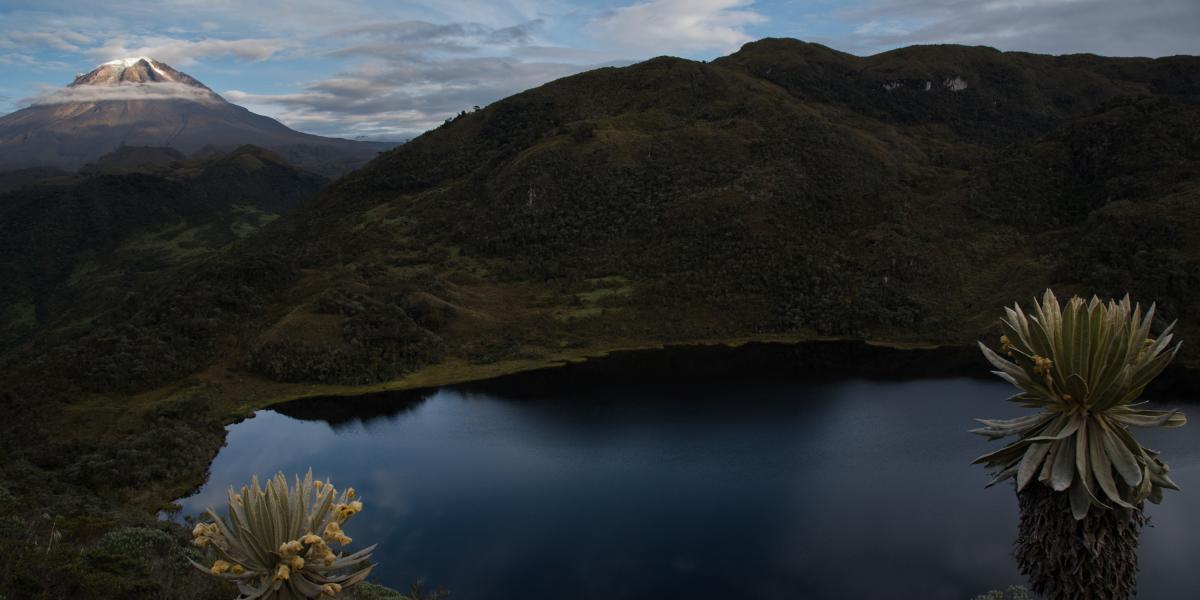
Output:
[
  {"xmin": 1, "ymin": 38, "xmax": 1199, "ymax": 597},
  {"xmin": 0, "ymin": 145, "xmax": 328, "ymax": 351}
]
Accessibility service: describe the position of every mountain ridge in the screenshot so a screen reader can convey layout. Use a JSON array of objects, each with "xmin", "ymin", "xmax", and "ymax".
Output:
[
  {"xmin": 4, "ymin": 39, "xmax": 1199, "ymax": 403},
  {"xmin": 0, "ymin": 57, "xmax": 394, "ymax": 176}
]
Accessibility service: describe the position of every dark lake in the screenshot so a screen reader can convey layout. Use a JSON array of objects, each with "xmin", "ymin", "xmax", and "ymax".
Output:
[{"xmin": 177, "ymin": 343, "xmax": 1200, "ymax": 599}]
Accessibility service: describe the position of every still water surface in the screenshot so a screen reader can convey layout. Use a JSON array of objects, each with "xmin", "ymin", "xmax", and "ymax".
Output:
[{"xmin": 179, "ymin": 344, "xmax": 1200, "ymax": 599}]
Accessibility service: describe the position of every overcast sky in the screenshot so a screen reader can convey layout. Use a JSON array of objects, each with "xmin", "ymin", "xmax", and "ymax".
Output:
[{"xmin": 1, "ymin": 0, "xmax": 1197, "ymax": 140}]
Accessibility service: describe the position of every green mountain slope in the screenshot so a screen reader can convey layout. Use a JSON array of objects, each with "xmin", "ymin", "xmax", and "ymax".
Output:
[
  {"xmin": 0, "ymin": 145, "xmax": 329, "ymax": 351},
  {"xmin": 5, "ymin": 39, "xmax": 1200, "ymax": 401}
]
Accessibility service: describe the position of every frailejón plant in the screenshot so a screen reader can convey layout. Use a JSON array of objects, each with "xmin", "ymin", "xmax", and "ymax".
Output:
[
  {"xmin": 973, "ymin": 290, "xmax": 1186, "ymax": 519},
  {"xmin": 190, "ymin": 470, "xmax": 375, "ymax": 598}
]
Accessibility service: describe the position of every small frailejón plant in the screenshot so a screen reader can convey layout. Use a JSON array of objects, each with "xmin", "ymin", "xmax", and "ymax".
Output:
[
  {"xmin": 973, "ymin": 290, "xmax": 1186, "ymax": 600},
  {"xmin": 190, "ymin": 470, "xmax": 375, "ymax": 599}
]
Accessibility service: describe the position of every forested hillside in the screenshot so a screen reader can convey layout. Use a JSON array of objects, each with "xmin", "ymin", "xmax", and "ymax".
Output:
[{"xmin": 7, "ymin": 39, "xmax": 1198, "ymax": 400}]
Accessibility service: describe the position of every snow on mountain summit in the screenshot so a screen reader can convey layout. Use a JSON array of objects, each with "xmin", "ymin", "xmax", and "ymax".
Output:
[
  {"xmin": 26, "ymin": 57, "xmax": 225, "ymax": 107},
  {"xmin": 103, "ymin": 56, "xmax": 156, "ymax": 67},
  {"xmin": 71, "ymin": 57, "xmax": 211, "ymax": 90}
]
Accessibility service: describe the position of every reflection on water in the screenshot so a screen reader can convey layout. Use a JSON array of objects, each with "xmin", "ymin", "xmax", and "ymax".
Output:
[
  {"xmin": 179, "ymin": 343, "xmax": 1200, "ymax": 600},
  {"xmin": 271, "ymin": 388, "xmax": 432, "ymax": 431}
]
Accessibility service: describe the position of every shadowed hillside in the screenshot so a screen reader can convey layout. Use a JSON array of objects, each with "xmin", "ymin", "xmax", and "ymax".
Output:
[
  {"xmin": 4, "ymin": 39, "xmax": 1199, "ymax": 398},
  {"xmin": 0, "ymin": 145, "xmax": 329, "ymax": 351}
]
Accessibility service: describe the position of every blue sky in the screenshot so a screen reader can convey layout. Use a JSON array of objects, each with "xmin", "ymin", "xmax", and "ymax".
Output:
[{"xmin": 2, "ymin": 0, "xmax": 1197, "ymax": 140}]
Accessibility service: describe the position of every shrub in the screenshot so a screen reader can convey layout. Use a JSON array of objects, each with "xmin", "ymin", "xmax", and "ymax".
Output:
[
  {"xmin": 974, "ymin": 290, "xmax": 1186, "ymax": 518},
  {"xmin": 77, "ymin": 526, "xmax": 229, "ymax": 600},
  {"xmin": 347, "ymin": 581, "xmax": 447, "ymax": 600},
  {"xmin": 190, "ymin": 470, "xmax": 374, "ymax": 599}
]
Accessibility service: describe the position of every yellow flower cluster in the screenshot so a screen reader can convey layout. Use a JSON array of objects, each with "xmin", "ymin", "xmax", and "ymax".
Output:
[
  {"xmin": 314, "ymin": 480, "xmax": 338, "ymax": 497},
  {"xmin": 281, "ymin": 533, "xmax": 338, "ymax": 570},
  {"xmin": 1031, "ymin": 355, "xmax": 1053, "ymax": 376},
  {"xmin": 276, "ymin": 536, "xmax": 314, "ymax": 573},
  {"xmin": 321, "ymin": 583, "xmax": 343, "ymax": 597},
  {"xmin": 286, "ymin": 531, "xmax": 339, "ymax": 566},
  {"xmin": 209, "ymin": 560, "xmax": 246, "ymax": 576},
  {"xmin": 1000, "ymin": 335, "xmax": 1014, "ymax": 356},
  {"xmin": 324, "ymin": 521, "xmax": 353, "ymax": 546},
  {"xmin": 274, "ymin": 564, "xmax": 290, "ymax": 582},
  {"xmin": 192, "ymin": 522, "xmax": 219, "ymax": 548},
  {"xmin": 279, "ymin": 540, "xmax": 303, "ymax": 556},
  {"xmin": 333, "ymin": 500, "xmax": 364, "ymax": 521}
]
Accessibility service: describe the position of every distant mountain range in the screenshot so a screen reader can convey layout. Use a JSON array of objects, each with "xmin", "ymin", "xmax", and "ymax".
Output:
[
  {"xmin": 0, "ymin": 57, "xmax": 394, "ymax": 176},
  {"xmin": 3, "ymin": 39, "xmax": 1199, "ymax": 401}
]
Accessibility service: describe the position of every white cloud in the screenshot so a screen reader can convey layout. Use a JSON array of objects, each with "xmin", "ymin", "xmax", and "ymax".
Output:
[
  {"xmin": 24, "ymin": 82, "xmax": 223, "ymax": 106},
  {"xmin": 85, "ymin": 36, "xmax": 291, "ymax": 66},
  {"xmin": 0, "ymin": 53, "xmax": 71, "ymax": 70},
  {"xmin": 586, "ymin": 0, "xmax": 766, "ymax": 55},
  {"xmin": 226, "ymin": 54, "xmax": 596, "ymax": 140},
  {"xmin": 0, "ymin": 30, "xmax": 93, "ymax": 52},
  {"xmin": 217, "ymin": 16, "xmax": 624, "ymax": 140}
]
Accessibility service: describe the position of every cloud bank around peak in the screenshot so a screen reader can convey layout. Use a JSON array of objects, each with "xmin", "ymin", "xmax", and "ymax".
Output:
[{"xmin": 24, "ymin": 82, "xmax": 224, "ymax": 106}]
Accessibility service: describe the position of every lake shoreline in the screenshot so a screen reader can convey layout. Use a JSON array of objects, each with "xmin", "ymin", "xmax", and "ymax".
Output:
[
  {"xmin": 141, "ymin": 336, "xmax": 974, "ymax": 511},
  {"xmin": 209, "ymin": 334, "xmax": 973, "ymax": 412},
  {"xmin": 110, "ymin": 335, "xmax": 1199, "ymax": 515}
]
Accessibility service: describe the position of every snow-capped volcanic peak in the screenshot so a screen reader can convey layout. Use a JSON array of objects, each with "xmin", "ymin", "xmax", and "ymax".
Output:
[
  {"xmin": 0, "ymin": 56, "xmax": 388, "ymax": 173},
  {"xmin": 71, "ymin": 57, "xmax": 211, "ymax": 91}
]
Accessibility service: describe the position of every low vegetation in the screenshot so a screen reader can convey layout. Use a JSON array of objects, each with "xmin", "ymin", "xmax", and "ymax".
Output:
[
  {"xmin": 972, "ymin": 587, "xmax": 1031, "ymax": 600},
  {"xmin": 190, "ymin": 470, "xmax": 374, "ymax": 598}
]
